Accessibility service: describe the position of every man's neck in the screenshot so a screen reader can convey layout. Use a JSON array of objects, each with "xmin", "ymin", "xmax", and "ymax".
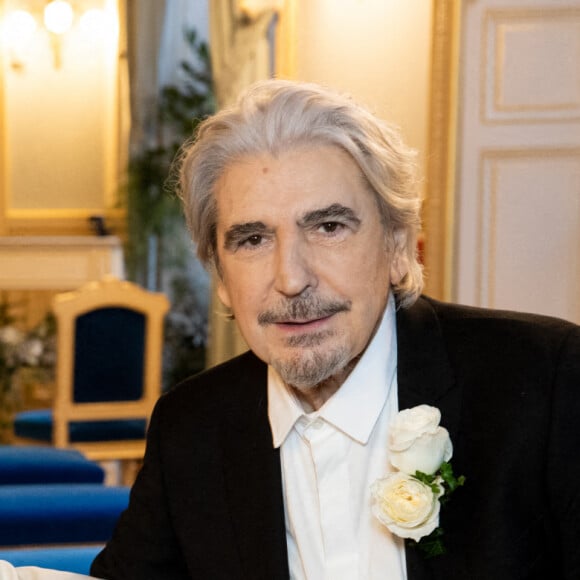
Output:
[{"xmin": 290, "ymin": 356, "xmax": 360, "ymax": 412}]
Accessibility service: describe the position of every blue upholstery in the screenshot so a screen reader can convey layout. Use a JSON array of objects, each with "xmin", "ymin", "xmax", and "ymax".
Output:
[
  {"xmin": 0, "ymin": 546, "xmax": 102, "ymax": 575},
  {"xmin": 0, "ymin": 484, "xmax": 129, "ymax": 546},
  {"xmin": 0, "ymin": 446, "xmax": 104, "ymax": 485},
  {"xmin": 12, "ymin": 279, "xmax": 168, "ymax": 461},
  {"xmin": 13, "ymin": 410, "xmax": 147, "ymax": 443},
  {"xmin": 13, "ymin": 306, "xmax": 150, "ymax": 446},
  {"xmin": 74, "ymin": 307, "xmax": 145, "ymax": 403}
]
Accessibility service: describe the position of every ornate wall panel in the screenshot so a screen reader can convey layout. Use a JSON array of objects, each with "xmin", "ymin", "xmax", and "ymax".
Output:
[
  {"xmin": 483, "ymin": 8, "xmax": 580, "ymax": 123},
  {"xmin": 477, "ymin": 149, "xmax": 580, "ymax": 321},
  {"xmin": 455, "ymin": 0, "xmax": 580, "ymax": 323}
]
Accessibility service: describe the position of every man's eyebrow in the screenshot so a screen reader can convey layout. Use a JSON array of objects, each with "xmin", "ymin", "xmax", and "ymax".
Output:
[
  {"xmin": 299, "ymin": 204, "xmax": 361, "ymax": 227},
  {"xmin": 223, "ymin": 221, "xmax": 269, "ymax": 249}
]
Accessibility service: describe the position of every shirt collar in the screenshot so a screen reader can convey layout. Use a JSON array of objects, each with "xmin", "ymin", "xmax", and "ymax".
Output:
[{"xmin": 268, "ymin": 293, "xmax": 398, "ymax": 447}]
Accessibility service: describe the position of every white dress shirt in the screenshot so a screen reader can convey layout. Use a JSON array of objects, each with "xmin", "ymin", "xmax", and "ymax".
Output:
[{"xmin": 268, "ymin": 295, "xmax": 407, "ymax": 580}]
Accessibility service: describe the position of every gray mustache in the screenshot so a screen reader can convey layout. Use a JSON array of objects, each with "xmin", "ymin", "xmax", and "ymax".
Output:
[{"xmin": 258, "ymin": 297, "xmax": 351, "ymax": 326}]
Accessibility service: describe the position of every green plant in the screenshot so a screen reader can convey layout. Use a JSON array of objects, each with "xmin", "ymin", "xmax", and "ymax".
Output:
[
  {"xmin": 125, "ymin": 28, "xmax": 215, "ymax": 289},
  {"xmin": 124, "ymin": 28, "xmax": 215, "ymax": 386}
]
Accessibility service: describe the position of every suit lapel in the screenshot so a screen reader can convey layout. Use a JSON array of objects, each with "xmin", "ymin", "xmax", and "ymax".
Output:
[
  {"xmin": 219, "ymin": 355, "xmax": 289, "ymax": 580},
  {"xmin": 396, "ymin": 296, "xmax": 460, "ymax": 440},
  {"xmin": 396, "ymin": 297, "xmax": 461, "ymax": 580}
]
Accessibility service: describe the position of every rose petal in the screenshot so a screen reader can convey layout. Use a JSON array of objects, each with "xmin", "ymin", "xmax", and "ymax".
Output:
[
  {"xmin": 389, "ymin": 405, "xmax": 442, "ymax": 451},
  {"xmin": 390, "ymin": 427, "xmax": 452, "ymax": 475},
  {"xmin": 371, "ymin": 472, "xmax": 442, "ymax": 542}
]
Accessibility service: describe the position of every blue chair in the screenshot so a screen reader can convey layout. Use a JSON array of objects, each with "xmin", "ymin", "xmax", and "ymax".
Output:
[
  {"xmin": 0, "ymin": 445, "xmax": 104, "ymax": 485},
  {"xmin": 13, "ymin": 277, "xmax": 169, "ymax": 463},
  {"xmin": 0, "ymin": 484, "xmax": 130, "ymax": 546}
]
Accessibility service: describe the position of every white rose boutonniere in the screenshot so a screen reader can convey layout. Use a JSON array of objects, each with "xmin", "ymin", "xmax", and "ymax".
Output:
[
  {"xmin": 389, "ymin": 405, "xmax": 453, "ymax": 475},
  {"xmin": 371, "ymin": 472, "xmax": 443, "ymax": 542},
  {"xmin": 371, "ymin": 405, "xmax": 465, "ymax": 557}
]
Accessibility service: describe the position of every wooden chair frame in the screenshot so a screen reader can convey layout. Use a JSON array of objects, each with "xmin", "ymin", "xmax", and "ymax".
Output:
[{"xmin": 19, "ymin": 277, "xmax": 169, "ymax": 462}]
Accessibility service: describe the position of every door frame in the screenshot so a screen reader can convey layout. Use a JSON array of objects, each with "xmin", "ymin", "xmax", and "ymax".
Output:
[{"xmin": 423, "ymin": 0, "xmax": 462, "ymax": 301}]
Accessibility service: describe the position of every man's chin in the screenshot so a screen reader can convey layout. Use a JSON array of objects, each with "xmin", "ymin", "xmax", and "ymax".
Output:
[
  {"xmin": 284, "ymin": 329, "xmax": 334, "ymax": 348},
  {"xmin": 271, "ymin": 346, "xmax": 351, "ymax": 390}
]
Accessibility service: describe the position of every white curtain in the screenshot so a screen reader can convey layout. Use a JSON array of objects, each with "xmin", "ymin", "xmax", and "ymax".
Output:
[
  {"xmin": 157, "ymin": 0, "xmax": 210, "ymax": 89},
  {"xmin": 126, "ymin": 0, "xmax": 166, "ymax": 152}
]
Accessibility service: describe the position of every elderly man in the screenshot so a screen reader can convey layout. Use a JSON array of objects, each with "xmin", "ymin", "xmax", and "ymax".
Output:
[{"xmin": 91, "ymin": 80, "xmax": 580, "ymax": 580}]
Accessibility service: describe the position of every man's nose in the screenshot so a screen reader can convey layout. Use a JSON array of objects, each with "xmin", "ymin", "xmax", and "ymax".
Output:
[{"xmin": 273, "ymin": 236, "xmax": 317, "ymax": 297}]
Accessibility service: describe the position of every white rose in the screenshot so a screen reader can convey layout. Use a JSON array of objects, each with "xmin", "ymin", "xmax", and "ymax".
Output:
[
  {"xmin": 371, "ymin": 472, "xmax": 442, "ymax": 542},
  {"xmin": 389, "ymin": 405, "xmax": 452, "ymax": 475}
]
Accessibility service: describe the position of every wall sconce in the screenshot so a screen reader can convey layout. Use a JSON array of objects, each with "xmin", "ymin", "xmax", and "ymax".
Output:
[
  {"xmin": 45, "ymin": 0, "xmax": 74, "ymax": 67},
  {"xmin": 44, "ymin": 1, "xmax": 74, "ymax": 32},
  {"xmin": 1, "ymin": 1, "xmax": 106, "ymax": 69}
]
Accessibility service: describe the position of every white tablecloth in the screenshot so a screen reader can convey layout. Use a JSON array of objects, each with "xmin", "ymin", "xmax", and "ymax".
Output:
[{"xmin": 0, "ymin": 562, "xmax": 97, "ymax": 580}]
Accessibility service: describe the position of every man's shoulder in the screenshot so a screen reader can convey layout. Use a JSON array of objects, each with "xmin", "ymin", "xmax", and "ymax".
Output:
[
  {"xmin": 417, "ymin": 295, "xmax": 577, "ymax": 330},
  {"xmin": 178, "ymin": 349, "xmax": 265, "ymax": 386},
  {"xmin": 409, "ymin": 295, "xmax": 579, "ymax": 355},
  {"xmin": 157, "ymin": 350, "xmax": 267, "ymax": 416}
]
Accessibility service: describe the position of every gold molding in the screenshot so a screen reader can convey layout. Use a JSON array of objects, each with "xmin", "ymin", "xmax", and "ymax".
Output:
[
  {"xmin": 0, "ymin": 0, "xmax": 7, "ymax": 235},
  {"xmin": 423, "ymin": 0, "xmax": 461, "ymax": 301},
  {"xmin": 5, "ymin": 208, "xmax": 125, "ymax": 237}
]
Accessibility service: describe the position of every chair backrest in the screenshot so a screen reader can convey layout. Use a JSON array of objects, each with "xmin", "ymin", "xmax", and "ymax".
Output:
[{"xmin": 51, "ymin": 277, "xmax": 169, "ymax": 448}]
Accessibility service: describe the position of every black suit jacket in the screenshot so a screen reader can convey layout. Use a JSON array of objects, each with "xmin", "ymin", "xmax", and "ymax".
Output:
[{"xmin": 91, "ymin": 296, "xmax": 580, "ymax": 580}]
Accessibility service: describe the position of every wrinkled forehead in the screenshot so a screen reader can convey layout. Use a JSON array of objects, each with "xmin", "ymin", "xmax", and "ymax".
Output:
[{"xmin": 214, "ymin": 145, "xmax": 378, "ymax": 224}]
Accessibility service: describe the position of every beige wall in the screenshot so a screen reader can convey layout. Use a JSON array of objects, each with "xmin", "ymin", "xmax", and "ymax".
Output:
[
  {"xmin": 293, "ymin": 0, "xmax": 433, "ymax": 184},
  {"xmin": 0, "ymin": 0, "xmax": 123, "ymax": 235}
]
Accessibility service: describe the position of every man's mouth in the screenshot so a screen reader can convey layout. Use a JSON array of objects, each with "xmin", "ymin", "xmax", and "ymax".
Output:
[
  {"xmin": 275, "ymin": 314, "xmax": 333, "ymax": 329},
  {"xmin": 276, "ymin": 313, "xmax": 334, "ymax": 325},
  {"xmin": 258, "ymin": 298, "xmax": 351, "ymax": 327}
]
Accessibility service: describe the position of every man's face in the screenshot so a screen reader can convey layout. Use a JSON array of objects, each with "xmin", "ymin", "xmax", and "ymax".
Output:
[{"xmin": 215, "ymin": 144, "xmax": 405, "ymax": 390}]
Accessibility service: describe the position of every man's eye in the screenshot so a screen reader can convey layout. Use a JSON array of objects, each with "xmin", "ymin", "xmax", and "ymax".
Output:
[
  {"xmin": 241, "ymin": 234, "xmax": 263, "ymax": 247},
  {"xmin": 319, "ymin": 222, "xmax": 342, "ymax": 233}
]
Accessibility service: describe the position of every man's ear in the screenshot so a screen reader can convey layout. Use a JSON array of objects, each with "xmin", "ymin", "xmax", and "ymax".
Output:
[
  {"xmin": 390, "ymin": 252, "xmax": 408, "ymax": 286},
  {"xmin": 216, "ymin": 278, "xmax": 232, "ymax": 309}
]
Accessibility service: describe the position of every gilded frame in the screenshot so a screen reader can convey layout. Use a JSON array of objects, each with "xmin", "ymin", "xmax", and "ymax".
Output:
[{"xmin": 422, "ymin": 0, "xmax": 461, "ymax": 300}]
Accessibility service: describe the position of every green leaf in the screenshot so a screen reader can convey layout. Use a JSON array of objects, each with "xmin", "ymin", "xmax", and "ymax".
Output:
[
  {"xmin": 438, "ymin": 461, "xmax": 466, "ymax": 497},
  {"xmin": 409, "ymin": 527, "xmax": 447, "ymax": 559},
  {"xmin": 412, "ymin": 470, "xmax": 440, "ymax": 495}
]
